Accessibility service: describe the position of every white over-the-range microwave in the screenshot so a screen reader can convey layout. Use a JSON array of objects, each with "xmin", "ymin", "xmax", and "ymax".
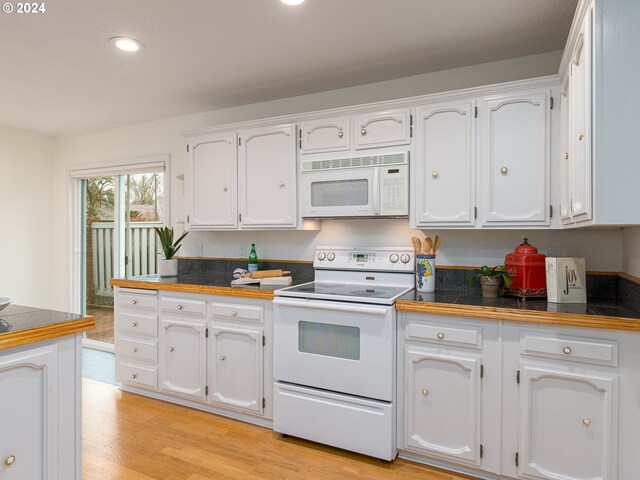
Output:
[{"xmin": 301, "ymin": 152, "xmax": 409, "ymax": 218}]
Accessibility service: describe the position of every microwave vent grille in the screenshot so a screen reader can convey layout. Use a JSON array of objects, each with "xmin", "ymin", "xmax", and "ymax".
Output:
[{"xmin": 302, "ymin": 153, "xmax": 406, "ymax": 171}]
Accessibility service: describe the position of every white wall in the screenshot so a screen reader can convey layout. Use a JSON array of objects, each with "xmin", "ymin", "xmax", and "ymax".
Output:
[
  {"xmin": 50, "ymin": 50, "xmax": 624, "ymax": 311},
  {"xmin": 0, "ymin": 126, "xmax": 54, "ymax": 308},
  {"xmin": 622, "ymin": 227, "xmax": 640, "ymax": 277}
]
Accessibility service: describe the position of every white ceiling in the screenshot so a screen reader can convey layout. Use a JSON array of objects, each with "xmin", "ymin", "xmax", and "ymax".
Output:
[{"xmin": 0, "ymin": 0, "xmax": 577, "ymax": 136}]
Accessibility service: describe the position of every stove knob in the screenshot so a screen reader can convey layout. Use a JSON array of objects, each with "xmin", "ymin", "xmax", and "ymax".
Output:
[
  {"xmin": 327, "ymin": 252, "xmax": 336, "ymax": 261},
  {"xmin": 400, "ymin": 254, "xmax": 411, "ymax": 264},
  {"xmin": 317, "ymin": 252, "xmax": 326, "ymax": 261},
  {"xmin": 389, "ymin": 253, "xmax": 399, "ymax": 263}
]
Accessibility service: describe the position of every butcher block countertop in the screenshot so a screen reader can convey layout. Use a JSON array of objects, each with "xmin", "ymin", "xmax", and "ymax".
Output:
[{"xmin": 0, "ymin": 304, "xmax": 95, "ymax": 350}]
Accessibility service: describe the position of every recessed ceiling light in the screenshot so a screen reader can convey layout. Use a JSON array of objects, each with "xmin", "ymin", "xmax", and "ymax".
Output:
[
  {"xmin": 281, "ymin": 0, "xmax": 304, "ymax": 5},
  {"xmin": 109, "ymin": 37, "xmax": 144, "ymax": 52}
]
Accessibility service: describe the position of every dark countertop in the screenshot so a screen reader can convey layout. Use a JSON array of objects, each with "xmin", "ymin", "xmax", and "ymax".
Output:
[{"xmin": 0, "ymin": 304, "xmax": 95, "ymax": 350}]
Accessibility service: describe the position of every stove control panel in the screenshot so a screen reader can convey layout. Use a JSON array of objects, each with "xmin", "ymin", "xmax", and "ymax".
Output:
[{"xmin": 314, "ymin": 247, "xmax": 414, "ymax": 272}]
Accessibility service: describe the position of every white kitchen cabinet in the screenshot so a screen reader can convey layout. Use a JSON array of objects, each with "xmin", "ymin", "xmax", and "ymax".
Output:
[
  {"xmin": 300, "ymin": 116, "xmax": 349, "ymax": 154},
  {"xmin": 208, "ymin": 325, "xmax": 264, "ymax": 414},
  {"xmin": 404, "ymin": 346, "xmax": 482, "ymax": 466},
  {"xmin": 517, "ymin": 362, "xmax": 617, "ymax": 480},
  {"xmin": 480, "ymin": 90, "xmax": 550, "ymax": 226},
  {"xmin": 185, "ymin": 134, "xmax": 237, "ymax": 229},
  {"xmin": 414, "ymin": 100, "xmax": 475, "ymax": 226},
  {"xmin": 238, "ymin": 124, "xmax": 297, "ymax": 228},
  {"xmin": 353, "ymin": 109, "xmax": 411, "ymax": 150},
  {"xmin": 159, "ymin": 315, "xmax": 207, "ymax": 401}
]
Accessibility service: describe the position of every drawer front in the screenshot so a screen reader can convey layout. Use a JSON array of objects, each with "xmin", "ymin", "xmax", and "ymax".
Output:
[
  {"xmin": 406, "ymin": 320, "xmax": 481, "ymax": 349},
  {"xmin": 116, "ymin": 336, "xmax": 158, "ymax": 363},
  {"xmin": 116, "ymin": 361, "xmax": 157, "ymax": 389},
  {"xmin": 118, "ymin": 291, "xmax": 157, "ymax": 311},
  {"xmin": 209, "ymin": 302, "xmax": 264, "ymax": 323},
  {"xmin": 118, "ymin": 311, "xmax": 158, "ymax": 337},
  {"xmin": 520, "ymin": 333, "xmax": 618, "ymax": 367},
  {"xmin": 159, "ymin": 296, "xmax": 207, "ymax": 316}
]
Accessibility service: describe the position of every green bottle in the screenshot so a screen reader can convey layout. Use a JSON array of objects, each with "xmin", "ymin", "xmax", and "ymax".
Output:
[{"xmin": 248, "ymin": 243, "xmax": 259, "ymax": 273}]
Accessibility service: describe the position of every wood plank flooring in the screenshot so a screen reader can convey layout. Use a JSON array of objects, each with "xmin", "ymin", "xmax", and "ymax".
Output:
[{"xmin": 83, "ymin": 379, "xmax": 475, "ymax": 480}]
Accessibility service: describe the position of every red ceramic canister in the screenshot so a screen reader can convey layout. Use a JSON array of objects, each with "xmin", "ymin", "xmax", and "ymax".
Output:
[{"xmin": 503, "ymin": 238, "xmax": 547, "ymax": 298}]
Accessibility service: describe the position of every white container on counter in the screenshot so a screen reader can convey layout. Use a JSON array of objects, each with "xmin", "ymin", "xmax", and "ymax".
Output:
[
  {"xmin": 416, "ymin": 255, "xmax": 436, "ymax": 293},
  {"xmin": 545, "ymin": 257, "xmax": 587, "ymax": 303}
]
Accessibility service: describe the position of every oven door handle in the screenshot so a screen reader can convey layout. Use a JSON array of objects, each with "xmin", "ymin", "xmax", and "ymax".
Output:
[{"xmin": 273, "ymin": 298, "xmax": 390, "ymax": 316}]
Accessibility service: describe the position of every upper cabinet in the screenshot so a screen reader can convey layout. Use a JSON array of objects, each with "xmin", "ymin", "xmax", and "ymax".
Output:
[
  {"xmin": 353, "ymin": 109, "xmax": 412, "ymax": 150},
  {"xmin": 479, "ymin": 91, "xmax": 550, "ymax": 227},
  {"xmin": 300, "ymin": 117, "xmax": 349, "ymax": 154}
]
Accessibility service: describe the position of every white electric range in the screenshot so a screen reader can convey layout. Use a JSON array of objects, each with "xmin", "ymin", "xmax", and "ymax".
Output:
[{"xmin": 273, "ymin": 246, "xmax": 415, "ymax": 461}]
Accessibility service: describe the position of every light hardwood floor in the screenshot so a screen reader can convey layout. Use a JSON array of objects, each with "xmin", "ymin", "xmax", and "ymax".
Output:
[{"xmin": 83, "ymin": 378, "xmax": 474, "ymax": 480}]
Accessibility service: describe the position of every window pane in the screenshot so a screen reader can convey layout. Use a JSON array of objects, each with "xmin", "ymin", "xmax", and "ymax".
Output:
[{"xmin": 298, "ymin": 321, "xmax": 360, "ymax": 360}]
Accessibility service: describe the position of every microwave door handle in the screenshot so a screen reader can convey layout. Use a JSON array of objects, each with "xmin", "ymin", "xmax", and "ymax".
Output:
[{"xmin": 372, "ymin": 168, "xmax": 380, "ymax": 215}]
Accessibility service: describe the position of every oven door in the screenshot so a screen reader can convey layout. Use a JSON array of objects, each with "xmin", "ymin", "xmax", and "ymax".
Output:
[
  {"xmin": 301, "ymin": 167, "xmax": 377, "ymax": 218},
  {"xmin": 273, "ymin": 297, "xmax": 394, "ymax": 401}
]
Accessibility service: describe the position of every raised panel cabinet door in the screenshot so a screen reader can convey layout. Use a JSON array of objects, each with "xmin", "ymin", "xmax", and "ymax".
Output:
[
  {"xmin": 0, "ymin": 346, "xmax": 57, "ymax": 480},
  {"xmin": 208, "ymin": 325, "xmax": 264, "ymax": 414},
  {"xmin": 238, "ymin": 125, "xmax": 297, "ymax": 227},
  {"xmin": 518, "ymin": 363, "xmax": 617, "ymax": 480},
  {"xmin": 569, "ymin": 9, "xmax": 593, "ymax": 223},
  {"xmin": 415, "ymin": 101, "xmax": 475, "ymax": 226},
  {"xmin": 354, "ymin": 109, "xmax": 411, "ymax": 150},
  {"xmin": 480, "ymin": 91, "xmax": 550, "ymax": 226},
  {"xmin": 404, "ymin": 346, "xmax": 482, "ymax": 466},
  {"xmin": 160, "ymin": 316, "xmax": 207, "ymax": 401},
  {"xmin": 186, "ymin": 134, "xmax": 237, "ymax": 228},
  {"xmin": 300, "ymin": 117, "xmax": 349, "ymax": 154}
]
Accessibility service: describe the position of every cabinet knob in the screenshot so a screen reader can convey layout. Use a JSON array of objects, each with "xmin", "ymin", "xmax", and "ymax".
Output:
[
  {"xmin": 582, "ymin": 417, "xmax": 591, "ymax": 426},
  {"xmin": 131, "ymin": 373, "xmax": 137, "ymax": 379},
  {"xmin": 132, "ymin": 299, "xmax": 137, "ymax": 305},
  {"xmin": 4, "ymin": 455, "xmax": 16, "ymax": 466},
  {"xmin": 563, "ymin": 346, "xmax": 572, "ymax": 355},
  {"xmin": 361, "ymin": 128, "xmax": 367, "ymax": 135},
  {"xmin": 279, "ymin": 181, "xmax": 285, "ymax": 188},
  {"xmin": 578, "ymin": 132, "xmax": 584, "ymax": 141},
  {"xmin": 421, "ymin": 388, "xmax": 429, "ymax": 396},
  {"xmin": 220, "ymin": 355, "xmax": 226, "ymax": 361},
  {"xmin": 500, "ymin": 167, "xmax": 508, "ymax": 175},
  {"xmin": 222, "ymin": 185, "xmax": 228, "ymax": 192},
  {"xmin": 231, "ymin": 311, "xmax": 237, "ymax": 317},
  {"xmin": 437, "ymin": 332, "xmax": 445, "ymax": 340},
  {"xmin": 132, "ymin": 348, "xmax": 138, "ymax": 353},
  {"xmin": 432, "ymin": 171, "xmax": 439, "ymax": 179},
  {"xmin": 132, "ymin": 322, "xmax": 137, "ymax": 328},
  {"xmin": 177, "ymin": 304, "xmax": 183, "ymax": 310},
  {"xmin": 338, "ymin": 131, "xmax": 344, "ymax": 138},
  {"xmin": 169, "ymin": 347, "xmax": 175, "ymax": 352}
]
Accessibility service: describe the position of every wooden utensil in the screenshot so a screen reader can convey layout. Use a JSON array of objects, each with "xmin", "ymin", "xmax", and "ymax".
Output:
[
  {"xmin": 433, "ymin": 235, "xmax": 441, "ymax": 254},
  {"xmin": 411, "ymin": 237, "xmax": 422, "ymax": 255},
  {"xmin": 241, "ymin": 269, "xmax": 291, "ymax": 279},
  {"xmin": 423, "ymin": 237, "xmax": 433, "ymax": 255}
]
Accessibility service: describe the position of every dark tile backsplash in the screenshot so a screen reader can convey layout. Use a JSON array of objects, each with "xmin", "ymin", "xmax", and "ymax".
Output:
[
  {"xmin": 178, "ymin": 258, "xmax": 314, "ymax": 284},
  {"xmin": 618, "ymin": 276, "xmax": 640, "ymax": 312}
]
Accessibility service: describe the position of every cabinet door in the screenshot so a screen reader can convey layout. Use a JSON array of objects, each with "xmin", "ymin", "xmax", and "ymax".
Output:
[
  {"xmin": 569, "ymin": 10, "xmax": 593, "ymax": 223},
  {"xmin": 480, "ymin": 91, "xmax": 550, "ymax": 226},
  {"xmin": 415, "ymin": 101, "xmax": 475, "ymax": 226},
  {"xmin": 160, "ymin": 316, "xmax": 207, "ymax": 401},
  {"xmin": 238, "ymin": 125, "xmax": 297, "ymax": 227},
  {"xmin": 186, "ymin": 134, "xmax": 237, "ymax": 229},
  {"xmin": 208, "ymin": 325, "xmax": 264, "ymax": 414},
  {"xmin": 0, "ymin": 346, "xmax": 56, "ymax": 480},
  {"xmin": 404, "ymin": 346, "xmax": 482, "ymax": 466},
  {"xmin": 354, "ymin": 109, "xmax": 411, "ymax": 150},
  {"xmin": 518, "ymin": 363, "xmax": 617, "ymax": 480},
  {"xmin": 300, "ymin": 117, "xmax": 349, "ymax": 154}
]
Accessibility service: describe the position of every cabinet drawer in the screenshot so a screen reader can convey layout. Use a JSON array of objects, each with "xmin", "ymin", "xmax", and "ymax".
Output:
[
  {"xmin": 116, "ymin": 336, "xmax": 158, "ymax": 363},
  {"xmin": 118, "ymin": 311, "xmax": 158, "ymax": 337},
  {"xmin": 116, "ymin": 361, "xmax": 157, "ymax": 389},
  {"xmin": 209, "ymin": 302, "xmax": 264, "ymax": 323},
  {"xmin": 520, "ymin": 333, "xmax": 618, "ymax": 367},
  {"xmin": 159, "ymin": 296, "xmax": 206, "ymax": 316},
  {"xmin": 118, "ymin": 291, "xmax": 157, "ymax": 310},
  {"xmin": 406, "ymin": 320, "xmax": 481, "ymax": 349}
]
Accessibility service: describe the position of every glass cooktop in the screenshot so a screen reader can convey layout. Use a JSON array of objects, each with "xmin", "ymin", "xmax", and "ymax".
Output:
[{"xmin": 278, "ymin": 282, "xmax": 411, "ymax": 301}]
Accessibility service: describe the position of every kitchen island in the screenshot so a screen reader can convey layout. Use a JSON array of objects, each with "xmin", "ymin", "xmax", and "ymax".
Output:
[{"xmin": 0, "ymin": 304, "xmax": 94, "ymax": 480}]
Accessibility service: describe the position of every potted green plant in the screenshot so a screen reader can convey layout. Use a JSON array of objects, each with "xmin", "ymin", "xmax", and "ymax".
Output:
[
  {"xmin": 468, "ymin": 265, "xmax": 514, "ymax": 298},
  {"xmin": 155, "ymin": 227, "xmax": 188, "ymax": 277}
]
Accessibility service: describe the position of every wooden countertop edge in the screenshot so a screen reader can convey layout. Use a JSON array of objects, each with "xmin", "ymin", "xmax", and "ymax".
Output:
[
  {"xmin": 395, "ymin": 301, "xmax": 640, "ymax": 332},
  {"xmin": 110, "ymin": 279, "xmax": 276, "ymax": 300},
  {"xmin": 0, "ymin": 317, "xmax": 96, "ymax": 351}
]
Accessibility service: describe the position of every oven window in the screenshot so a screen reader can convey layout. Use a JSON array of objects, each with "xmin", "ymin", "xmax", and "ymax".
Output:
[
  {"xmin": 298, "ymin": 321, "xmax": 360, "ymax": 360},
  {"xmin": 311, "ymin": 179, "xmax": 368, "ymax": 207}
]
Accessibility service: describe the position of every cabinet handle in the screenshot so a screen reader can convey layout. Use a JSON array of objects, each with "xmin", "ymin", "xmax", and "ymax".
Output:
[
  {"xmin": 578, "ymin": 132, "xmax": 584, "ymax": 141},
  {"xmin": 132, "ymin": 322, "xmax": 137, "ymax": 328},
  {"xmin": 131, "ymin": 373, "xmax": 137, "ymax": 379},
  {"xmin": 177, "ymin": 305, "xmax": 183, "ymax": 310},
  {"xmin": 169, "ymin": 347, "xmax": 175, "ymax": 352},
  {"xmin": 132, "ymin": 348, "xmax": 138, "ymax": 353},
  {"xmin": 421, "ymin": 388, "xmax": 429, "ymax": 396},
  {"xmin": 563, "ymin": 346, "xmax": 572, "ymax": 355},
  {"xmin": 132, "ymin": 299, "xmax": 137, "ymax": 305},
  {"xmin": 437, "ymin": 332, "xmax": 445, "ymax": 340},
  {"xmin": 432, "ymin": 171, "xmax": 439, "ymax": 179},
  {"xmin": 222, "ymin": 185, "xmax": 228, "ymax": 192},
  {"xmin": 565, "ymin": 152, "xmax": 569, "ymax": 160},
  {"xmin": 231, "ymin": 311, "xmax": 237, "ymax": 317},
  {"xmin": 582, "ymin": 417, "xmax": 591, "ymax": 426},
  {"xmin": 361, "ymin": 128, "xmax": 367, "ymax": 135},
  {"xmin": 279, "ymin": 181, "xmax": 285, "ymax": 188},
  {"xmin": 338, "ymin": 131, "xmax": 344, "ymax": 138},
  {"xmin": 500, "ymin": 167, "xmax": 508, "ymax": 175},
  {"xmin": 4, "ymin": 455, "xmax": 16, "ymax": 466},
  {"xmin": 220, "ymin": 355, "xmax": 226, "ymax": 361}
]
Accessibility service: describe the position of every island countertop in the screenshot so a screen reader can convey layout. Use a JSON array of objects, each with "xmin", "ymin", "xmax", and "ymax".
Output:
[{"xmin": 0, "ymin": 304, "xmax": 95, "ymax": 351}]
